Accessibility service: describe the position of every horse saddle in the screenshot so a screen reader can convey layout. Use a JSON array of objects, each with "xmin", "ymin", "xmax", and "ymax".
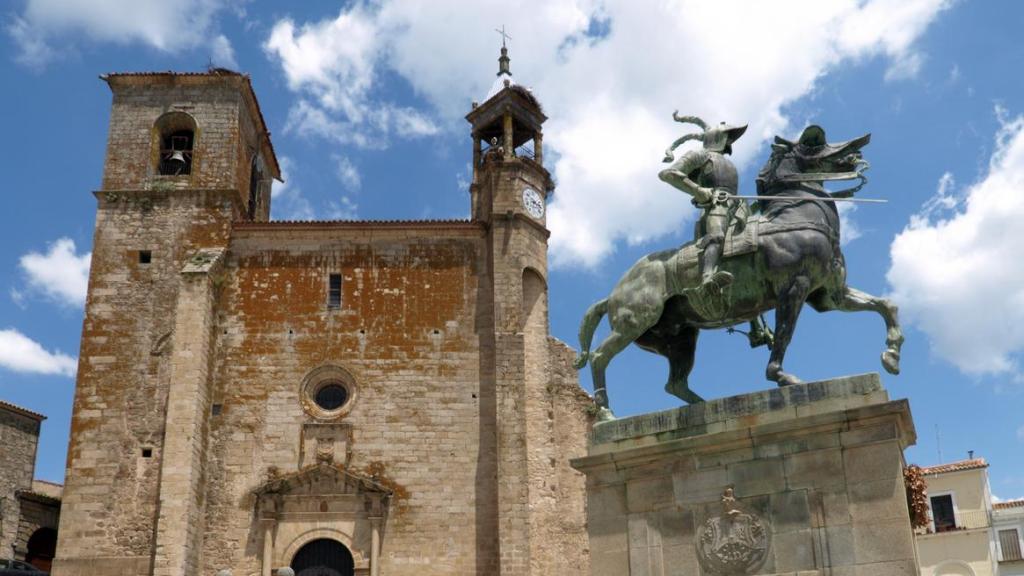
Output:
[{"xmin": 675, "ymin": 216, "xmax": 760, "ymax": 271}]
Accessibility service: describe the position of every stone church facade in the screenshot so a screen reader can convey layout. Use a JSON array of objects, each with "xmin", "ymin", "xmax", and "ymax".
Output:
[{"xmin": 53, "ymin": 59, "xmax": 593, "ymax": 576}]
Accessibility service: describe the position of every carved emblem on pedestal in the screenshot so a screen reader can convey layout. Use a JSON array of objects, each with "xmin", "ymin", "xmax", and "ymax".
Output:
[{"xmin": 696, "ymin": 487, "xmax": 769, "ymax": 575}]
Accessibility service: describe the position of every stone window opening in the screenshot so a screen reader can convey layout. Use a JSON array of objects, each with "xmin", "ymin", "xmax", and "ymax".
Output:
[
  {"xmin": 153, "ymin": 111, "xmax": 197, "ymax": 176},
  {"xmin": 138, "ymin": 250, "xmax": 152, "ymax": 264},
  {"xmin": 247, "ymin": 153, "xmax": 264, "ymax": 220},
  {"xmin": 301, "ymin": 365, "xmax": 357, "ymax": 420},
  {"xmin": 327, "ymin": 274, "xmax": 342, "ymax": 309},
  {"xmin": 141, "ymin": 447, "xmax": 153, "ymax": 458},
  {"xmin": 315, "ymin": 384, "xmax": 348, "ymax": 411},
  {"xmin": 159, "ymin": 131, "xmax": 194, "ymax": 175}
]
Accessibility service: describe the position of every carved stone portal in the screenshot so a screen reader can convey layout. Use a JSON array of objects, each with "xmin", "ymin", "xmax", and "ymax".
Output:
[{"xmin": 696, "ymin": 488, "xmax": 769, "ymax": 575}]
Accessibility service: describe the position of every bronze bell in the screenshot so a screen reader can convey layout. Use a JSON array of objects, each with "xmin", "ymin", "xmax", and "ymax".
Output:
[{"xmin": 165, "ymin": 150, "xmax": 187, "ymax": 173}]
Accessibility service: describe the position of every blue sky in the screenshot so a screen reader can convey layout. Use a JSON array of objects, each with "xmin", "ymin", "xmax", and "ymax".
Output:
[{"xmin": 2, "ymin": 0, "xmax": 1023, "ymax": 501}]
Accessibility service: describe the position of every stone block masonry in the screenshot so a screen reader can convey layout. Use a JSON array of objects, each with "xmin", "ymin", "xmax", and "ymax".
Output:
[
  {"xmin": 572, "ymin": 373, "xmax": 920, "ymax": 576},
  {"xmin": 0, "ymin": 403, "xmax": 43, "ymax": 561},
  {"xmin": 54, "ymin": 69, "xmax": 593, "ymax": 576}
]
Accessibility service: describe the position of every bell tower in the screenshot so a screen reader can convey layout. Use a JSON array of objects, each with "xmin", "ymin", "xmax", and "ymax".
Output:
[
  {"xmin": 468, "ymin": 42, "xmax": 563, "ymax": 575},
  {"xmin": 466, "ymin": 41, "xmax": 551, "ymax": 225}
]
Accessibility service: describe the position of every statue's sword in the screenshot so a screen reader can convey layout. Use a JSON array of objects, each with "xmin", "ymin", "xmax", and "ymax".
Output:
[{"xmin": 728, "ymin": 194, "xmax": 887, "ymax": 204}]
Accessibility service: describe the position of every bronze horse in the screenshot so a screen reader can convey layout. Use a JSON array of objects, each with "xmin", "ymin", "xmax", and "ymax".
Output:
[{"xmin": 574, "ymin": 127, "xmax": 903, "ymax": 419}]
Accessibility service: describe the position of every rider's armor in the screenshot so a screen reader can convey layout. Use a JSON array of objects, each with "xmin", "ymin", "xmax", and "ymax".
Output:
[{"xmin": 663, "ymin": 147, "xmax": 744, "ymax": 290}]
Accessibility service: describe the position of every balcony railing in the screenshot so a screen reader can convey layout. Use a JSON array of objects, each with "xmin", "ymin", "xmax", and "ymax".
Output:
[{"xmin": 915, "ymin": 509, "xmax": 991, "ymax": 535}]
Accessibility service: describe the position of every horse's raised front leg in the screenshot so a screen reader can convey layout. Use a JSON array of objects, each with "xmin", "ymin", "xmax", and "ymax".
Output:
[
  {"xmin": 834, "ymin": 286, "xmax": 904, "ymax": 375},
  {"xmin": 767, "ymin": 275, "xmax": 812, "ymax": 387}
]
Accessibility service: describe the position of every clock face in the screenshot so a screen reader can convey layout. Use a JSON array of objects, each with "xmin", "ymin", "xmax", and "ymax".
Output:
[{"xmin": 522, "ymin": 187, "xmax": 545, "ymax": 219}]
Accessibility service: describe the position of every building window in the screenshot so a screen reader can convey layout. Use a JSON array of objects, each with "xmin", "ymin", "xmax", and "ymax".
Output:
[
  {"xmin": 154, "ymin": 111, "xmax": 197, "ymax": 176},
  {"xmin": 930, "ymin": 494, "xmax": 957, "ymax": 532},
  {"xmin": 139, "ymin": 250, "xmax": 152, "ymax": 264},
  {"xmin": 328, "ymin": 273, "xmax": 342, "ymax": 308},
  {"xmin": 315, "ymin": 384, "xmax": 349, "ymax": 411},
  {"xmin": 1000, "ymin": 528, "xmax": 1023, "ymax": 561},
  {"xmin": 300, "ymin": 364, "xmax": 357, "ymax": 420},
  {"xmin": 247, "ymin": 154, "xmax": 264, "ymax": 220}
]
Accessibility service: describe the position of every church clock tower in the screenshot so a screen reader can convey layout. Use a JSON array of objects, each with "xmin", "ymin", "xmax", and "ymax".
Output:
[{"xmin": 467, "ymin": 42, "xmax": 568, "ymax": 575}]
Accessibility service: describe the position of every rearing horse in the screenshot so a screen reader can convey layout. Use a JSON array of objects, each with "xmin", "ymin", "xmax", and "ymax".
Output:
[{"xmin": 574, "ymin": 126, "xmax": 903, "ymax": 419}]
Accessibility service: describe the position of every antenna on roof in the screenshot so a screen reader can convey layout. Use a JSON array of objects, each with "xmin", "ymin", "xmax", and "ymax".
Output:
[{"xmin": 935, "ymin": 425, "xmax": 943, "ymax": 463}]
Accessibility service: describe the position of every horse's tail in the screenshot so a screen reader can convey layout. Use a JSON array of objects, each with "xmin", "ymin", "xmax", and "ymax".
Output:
[{"xmin": 574, "ymin": 298, "xmax": 609, "ymax": 369}]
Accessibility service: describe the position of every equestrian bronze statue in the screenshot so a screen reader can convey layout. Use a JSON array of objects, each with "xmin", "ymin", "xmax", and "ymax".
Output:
[{"xmin": 574, "ymin": 117, "xmax": 903, "ymax": 420}]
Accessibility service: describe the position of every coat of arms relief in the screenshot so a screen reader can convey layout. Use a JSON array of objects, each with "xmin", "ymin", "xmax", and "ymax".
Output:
[{"xmin": 696, "ymin": 488, "xmax": 770, "ymax": 575}]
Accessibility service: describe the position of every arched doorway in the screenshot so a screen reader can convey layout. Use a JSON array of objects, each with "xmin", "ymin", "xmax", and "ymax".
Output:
[
  {"xmin": 291, "ymin": 538, "xmax": 355, "ymax": 576},
  {"xmin": 25, "ymin": 527, "xmax": 57, "ymax": 571}
]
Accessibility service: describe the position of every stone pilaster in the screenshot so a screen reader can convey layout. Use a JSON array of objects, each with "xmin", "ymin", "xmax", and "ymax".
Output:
[{"xmin": 152, "ymin": 248, "xmax": 224, "ymax": 576}]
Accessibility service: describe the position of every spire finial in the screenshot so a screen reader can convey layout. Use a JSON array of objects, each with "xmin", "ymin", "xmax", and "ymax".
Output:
[
  {"xmin": 495, "ymin": 26, "xmax": 512, "ymax": 77},
  {"xmin": 495, "ymin": 25, "xmax": 511, "ymax": 48}
]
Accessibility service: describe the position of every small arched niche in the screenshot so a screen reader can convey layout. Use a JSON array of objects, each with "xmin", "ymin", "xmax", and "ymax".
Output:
[
  {"xmin": 521, "ymin": 267, "xmax": 547, "ymax": 332},
  {"xmin": 154, "ymin": 111, "xmax": 197, "ymax": 176}
]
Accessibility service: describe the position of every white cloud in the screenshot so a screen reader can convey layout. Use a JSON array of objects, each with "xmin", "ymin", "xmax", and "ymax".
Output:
[
  {"xmin": 0, "ymin": 328, "xmax": 76, "ymax": 377},
  {"xmin": 884, "ymin": 52, "xmax": 925, "ymax": 82},
  {"xmin": 210, "ymin": 34, "xmax": 238, "ymax": 70},
  {"xmin": 264, "ymin": 8, "xmax": 437, "ymax": 148},
  {"xmin": 888, "ymin": 108, "xmax": 1024, "ymax": 376},
  {"xmin": 327, "ymin": 197, "xmax": 359, "ymax": 220},
  {"xmin": 270, "ymin": 157, "xmax": 315, "ymax": 221},
  {"xmin": 7, "ymin": 0, "xmax": 238, "ymax": 69},
  {"xmin": 264, "ymin": 0, "xmax": 950, "ymax": 266},
  {"xmin": 837, "ymin": 203, "xmax": 862, "ymax": 245},
  {"xmin": 19, "ymin": 238, "xmax": 91, "ymax": 307},
  {"xmin": 334, "ymin": 155, "xmax": 362, "ymax": 192}
]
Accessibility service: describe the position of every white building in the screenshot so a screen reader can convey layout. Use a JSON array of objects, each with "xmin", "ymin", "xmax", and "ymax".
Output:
[
  {"xmin": 914, "ymin": 458, "xmax": 998, "ymax": 576},
  {"xmin": 994, "ymin": 499, "xmax": 1024, "ymax": 575}
]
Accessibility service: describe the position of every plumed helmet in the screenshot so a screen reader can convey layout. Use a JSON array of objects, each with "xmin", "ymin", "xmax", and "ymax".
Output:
[{"xmin": 670, "ymin": 114, "xmax": 747, "ymax": 155}]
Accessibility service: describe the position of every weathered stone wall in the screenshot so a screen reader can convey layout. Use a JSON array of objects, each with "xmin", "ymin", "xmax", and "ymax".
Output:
[
  {"xmin": 54, "ymin": 76, "xmax": 246, "ymax": 576},
  {"xmin": 100, "ymin": 76, "xmax": 245, "ymax": 192},
  {"xmin": 15, "ymin": 493, "xmax": 60, "ymax": 562},
  {"xmin": 58, "ymin": 72, "xmax": 593, "ymax": 576},
  {"xmin": 0, "ymin": 407, "xmax": 41, "ymax": 560},
  {"xmin": 200, "ymin": 224, "xmax": 493, "ymax": 576},
  {"xmin": 53, "ymin": 190, "xmax": 236, "ymax": 576},
  {"xmin": 573, "ymin": 374, "xmax": 920, "ymax": 576}
]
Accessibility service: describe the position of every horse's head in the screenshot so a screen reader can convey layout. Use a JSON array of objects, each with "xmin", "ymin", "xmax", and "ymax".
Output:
[{"xmin": 758, "ymin": 125, "xmax": 870, "ymax": 193}]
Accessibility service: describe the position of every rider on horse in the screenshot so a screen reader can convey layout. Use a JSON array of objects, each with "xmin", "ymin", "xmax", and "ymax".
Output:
[{"xmin": 659, "ymin": 113, "xmax": 748, "ymax": 296}]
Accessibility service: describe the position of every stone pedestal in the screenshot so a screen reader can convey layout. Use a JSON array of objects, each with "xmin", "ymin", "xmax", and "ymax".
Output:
[{"xmin": 570, "ymin": 373, "xmax": 919, "ymax": 576}]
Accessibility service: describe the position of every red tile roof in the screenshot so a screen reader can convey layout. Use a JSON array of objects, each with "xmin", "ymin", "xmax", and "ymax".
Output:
[
  {"xmin": 920, "ymin": 458, "xmax": 988, "ymax": 475},
  {"xmin": 995, "ymin": 499, "xmax": 1024, "ymax": 510},
  {"xmin": 0, "ymin": 400, "xmax": 45, "ymax": 421}
]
